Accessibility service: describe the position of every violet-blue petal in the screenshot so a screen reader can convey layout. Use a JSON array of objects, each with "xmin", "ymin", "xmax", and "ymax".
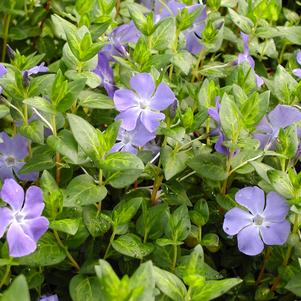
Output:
[
  {"xmin": 256, "ymin": 116, "xmax": 273, "ymax": 133},
  {"xmin": 237, "ymin": 224, "xmax": 264, "ymax": 256},
  {"xmin": 150, "ymin": 83, "xmax": 175, "ymax": 110},
  {"xmin": 26, "ymin": 62, "xmax": 48, "ymax": 76},
  {"xmin": 0, "ymin": 64, "xmax": 7, "ymax": 77},
  {"xmin": 110, "ymin": 142, "xmax": 124, "ymax": 153},
  {"xmin": 15, "ymin": 166, "xmax": 39, "ymax": 182},
  {"xmin": 39, "ymin": 294, "xmax": 59, "ymax": 301},
  {"xmin": 237, "ymin": 53, "xmax": 255, "ymax": 68},
  {"xmin": 21, "ymin": 216, "xmax": 49, "ymax": 242},
  {"xmin": 235, "ymin": 186, "xmax": 265, "ymax": 215},
  {"xmin": 131, "ymin": 122, "xmax": 156, "ymax": 146},
  {"xmin": 0, "ymin": 165, "xmax": 14, "ymax": 181},
  {"xmin": 293, "ymin": 68, "xmax": 301, "ymax": 78},
  {"xmin": 253, "ymin": 133, "xmax": 272, "ymax": 149},
  {"xmin": 268, "ymin": 105, "xmax": 301, "ymax": 129},
  {"xmin": 215, "ymin": 131, "xmax": 228, "ymax": 155},
  {"xmin": 116, "ymin": 21, "xmax": 140, "ymax": 44},
  {"xmin": 255, "ymin": 74, "xmax": 264, "ymax": 87},
  {"xmin": 223, "ymin": 207, "xmax": 252, "ymax": 236},
  {"xmin": 122, "ymin": 143, "xmax": 138, "ymax": 154},
  {"xmin": 0, "ymin": 132, "xmax": 28, "ymax": 160},
  {"xmin": 208, "ymin": 107, "xmax": 220, "ymax": 123},
  {"xmin": 115, "ymin": 107, "xmax": 141, "ymax": 131},
  {"xmin": 140, "ymin": 110, "xmax": 165, "ymax": 133},
  {"xmin": 7, "ymin": 222, "xmax": 37, "ymax": 257},
  {"xmin": 296, "ymin": 50, "xmax": 301, "ymax": 65},
  {"xmin": 114, "ymin": 89, "xmax": 138, "ymax": 111},
  {"xmin": 1, "ymin": 178, "xmax": 24, "ymax": 211},
  {"xmin": 260, "ymin": 220, "xmax": 290, "ymax": 245},
  {"xmin": 22, "ymin": 186, "xmax": 44, "ymax": 219},
  {"xmin": 0, "ymin": 207, "xmax": 13, "ymax": 238},
  {"xmin": 185, "ymin": 26, "xmax": 204, "ymax": 55},
  {"xmin": 263, "ymin": 191, "xmax": 289, "ymax": 222},
  {"xmin": 241, "ymin": 32, "xmax": 249, "ymax": 50},
  {"xmin": 130, "ymin": 73, "xmax": 155, "ymax": 99},
  {"xmin": 191, "ymin": 5, "xmax": 206, "ymax": 23}
]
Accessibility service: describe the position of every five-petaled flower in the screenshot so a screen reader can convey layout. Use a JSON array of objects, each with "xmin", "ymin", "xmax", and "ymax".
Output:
[
  {"xmin": 114, "ymin": 73, "xmax": 176, "ymax": 133},
  {"xmin": 223, "ymin": 186, "xmax": 290, "ymax": 256},
  {"xmin": 254, "ymin": 104, "xmax": 301, "ymax": 149},
  {"xmin": 0, "ymin": 132, "xmax": 38, "ymax": 181},
  {"xmin": 0, "ymin": 178, "xmax": 49, "ymax": 257}
]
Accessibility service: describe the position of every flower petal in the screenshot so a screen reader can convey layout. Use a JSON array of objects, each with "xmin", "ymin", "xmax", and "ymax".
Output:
[
  {"xmin": 268, "ymin": 105, "xmax": 301, "ymax": 129},
  {"xmin": 0, "ymin": 165, "xmax": 14, "ymax": 181},
  {"xmin": 260, "ymin": 220, "xmax": 290, "ymax": 245},
  {"xmin": 150, "ymin": 83, "xmax": 175, "ymax": 111},
  {"xmin": 237, "ymin": 224, "xmax": 264, "ymax": 256},
  {"xmin": 223, "ymin": 207, "xmax": 253, "ymax": 235},
  {"xmin": 235, "ymin": 186, "xmax": 265, "ymax": 215},
  {"xmin": 22, "ymin": 186, "xmax": 44, "ymax": 219},
  {"xmin": 140, "ymin": 110, "xmax": 165, "ymax": 133},
  {"xmin": 296, "ymin": 50, "xmax": 301, "ymax": 65},
  {"xmin": 0, "ymin": 132, "xmax": 28, "ymax": 160},
  {"xmin": 109, "ymin": 142, "xmax": 124, "ymax": 154},
  {"xmin": 130, "ymin": 73, "xmax": 155, "ymax": 99},
  {"xmin": 0, "ymin": 207, "xmax": 13, "ymax": 238},
  {"xmin": 122, "ymin": 143, "xmax": 137, "ymax": 154},
  {"xmin": 263, "ymin": 192, "xmax": 289, "ymax": 222},
  {"xmin": 131, "ymin": 122, "xmax": 156, "ymax": 147},
  {"xmin": 0, "ymin": 64, "xmax": 7, "ymax": 77},
  {"xmin": 1, "ymin": 178, "xmax": 24, "ymax": 211},
  {"xmin": 7, "ymin": 222, "xmax": 37, "ymax": 257},
  {"xmin": 13, "ymin": 162, "xmax": 39, "ymax": 182},
  {"xmin": 21, "ymin": 217, "xmax": 49, "ymax": 241},
  {"xmin": 114, "ymin": 89, "xmax": 139, "ymax": 111},
  {"xmin": 115, "ymin": 107, "xmax": 141, "ymax": 131},
  {"xmin": 293, "ymin": 68, "xmax": 301, "ymax": 78}
]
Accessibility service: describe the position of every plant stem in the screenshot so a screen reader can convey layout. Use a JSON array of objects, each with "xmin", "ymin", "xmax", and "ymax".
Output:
[
  {"xmin": 0, "ymin": 264, "xmax": 11, "ymax": 289},
  {"xmin": 256, "ymin": 247, "xmax": 272, "ymax": 285},
  {"xmin": 178, "ymin": 171, "xmax": 196, "ymax": 182},
  {"xmin": 172, "ymin": 244, "xmax": 178, "ymax": 271},
  {"xmin": 104, "ymin": 229, "xmax": 116, "ymax": 259},
  {"xmin": 2, "ymin": 14, "xmax": 11, "ymax": 62},
  {"xmin": 151, "ymin": 175, "xmax": 163, "ymax": 205},
  {"xmin": 51, "ymin": 115, "xmax": 61, "ymax": 184},
  {"xmin": 53, "ymin": 230, "xmax": 80, "ymax": 271}
]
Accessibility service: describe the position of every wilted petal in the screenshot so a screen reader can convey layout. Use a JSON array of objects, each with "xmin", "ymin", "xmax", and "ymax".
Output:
[
  {"xmin": 140, "ymin": 110, "xmax": 165, "ymax": 133},
  {"xmin": 22, "ymin": 186, "xmax": 44, "ymax": 219},
  {"xmin": 21, "ymin": 216, "xmax": 49, "ymax": 241},
  {"xmin": 223, "ymin": 207, "xmax": 253, "ymax": 235},
  {"xmin": 1, "ymin": 178, "xmax": 24, "ymax": 211},
  {"xmin": 0, "ymin": 207, "xmax": 13, "ymax": 238},
  {"xmin": 114, "ymin": 89, "xmax": 139, "ymax": 111},
  {"xmin": 115, "ymin": 107, "xmax": 141, "ymax": 131},
  {"xmin": 293, "ymin": 68, "xmax": 301, "ymax": 78},
  {"xmin": 263, "ymin": 192, "xmax": 289, "ymax": 222},
  {"xmin": 260, "ymin": 220, "xmax": 290, "ymax": 245},
  {"xmin": 235, "ymin": 186, "xmax": 265, "ymax": 215},
  {"xmin": 130, "ymin": 73, "xmax": 155, "ymax": 99},
  {"xmin": 150, "ymin": 83, "xmax": 175, "ymax": 110},
  {"xmin": 7, "ymin": 222, "xmax": 37, "ymax": 257},
  {"xmin": 237, "ymin": 224, "xmax": 264, "ymax": 256},
  {"xmin": 268, "ymin": 105, "xmax": 301, "ymax": 129}
]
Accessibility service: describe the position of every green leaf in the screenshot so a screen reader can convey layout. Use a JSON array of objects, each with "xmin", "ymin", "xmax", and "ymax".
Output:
[
  {"xmin": 190, "ymin": 199, "xmax": 209, "ymax": 227},
  {"xmin": 112, "ymin": 233, "xmax": 154, "ymax": 259},
  {"xmin": 50, "ymin": 219, "xmax": 80, "ymax": 235},
  {"xmin": 228, "ymin": 8, "xmax": 254, "ymax": 33},
  {"xmin": 64, "ymin": 174, "xmax": 107, "ymax": 207},
  {"xmin": 17, "ymin": 233, "xmax": 66, "ymax": 266},
  {"xmin": 0, "ymin": 275, "xmax": 30, "ymax": 301},
  {"xmin": 152, "ymin": 17, "xmax": 176, "ymax": 50},
  {"xmin": 267, "ymin": 170, "xmax": 295, "ymax": 199},
  {"xmin": 190, "ymin": 278, "xmax": 242, "ymax": 301},
  {"xmin": 171, "ymin": 51, "xmax": 194, "ymax": 75},
  {"xmin": 69, "ymin": 275, "xmax": 103, "ymax": 301},
  {"xmin": 285, "ymin": 272, "xmax": 301, "ymax": 297},
  {"xmin": 100, "ymin": 152, "xmax": 144, "ymax": 188},
  {"xmin": 67, "ymin": 113, "xmax": 102, "ymax": 164},
  {"xmin": 201, "ymin": 233, "xmax": 219, "ymax": 248},
  {"xmin": 83, "ymin": 206, "xmax": 112, "ymax": 237},
  {"xmin": 78, "ymin": 90, "xmax": 114, "ymax": 109},
  {"xmin": 19, "ymin": 120, "xmax": 44, "ymax": 144},
  {"xmin": 23, "ymin": 97, "xmax": 56, "ymax": 114},
  {"xmin": 0, "ymin": 104, "xmax": 9, "ymax": 118},
  {"xmin": 154, "ymin": 266, "xmax": 187, "ymax": 301},
  {"xmin": 186, "ymin": 153, "xmax": 227, "ymax": 181}
]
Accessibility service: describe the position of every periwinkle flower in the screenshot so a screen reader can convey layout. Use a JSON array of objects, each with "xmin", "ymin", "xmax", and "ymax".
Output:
[
  {"xmin": 0, "ymin": 132, "xmax": 38, "ymax": 181},
  {"xmin": 208, "ymin": 97, "xmax": 228, "ymax": 155},
  {"xmin": 110, "ymin": 121, "xmax": 155, "ymax": 154},
  {"xmin": 102, "ymin": 21, "xmax": 140, "ymax": 60},
  {"xmin": 0, "ymin": 178, "xmax": 49, "ymax": 257},
  {"xmin": 22, "ymin": 62, "xmax": 48, "ymax": 88},
  {"xmin": 254, "ymin": 105, "xmax": 301, "ymax": 149},
  {"xmin": 237, "ymin": 32, "xmax": 263, "ymax": 87},
  {"xmin": 114, "ymin": 73, "xmax": 176, "ymax": 133},
  {"xmin": 93, "ymin": 52, "xmax": 115, "ymax": 98},
  {"xmin": 292, "ymin": 50, "xmax": 301, "ymax": 78},
  {"xmin": 39, "ymin": 294, "xmax": 59, "ymax": 301},
  {"xmin": 223, "ymin": 186, "xmax": 290, "ymax": 256}
]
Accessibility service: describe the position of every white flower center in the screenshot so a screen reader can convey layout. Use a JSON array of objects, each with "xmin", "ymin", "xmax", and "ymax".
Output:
[
  {"xmin": 13, "ymin": 211, "xmax": 25, "ymax": 224},
  {"xmin": 5, "ymin": 156, "xmax": 16, "ymax": 167},
  {"xmin": 253, "ymin": 214, "xmax": 264, "ymax": 226}
]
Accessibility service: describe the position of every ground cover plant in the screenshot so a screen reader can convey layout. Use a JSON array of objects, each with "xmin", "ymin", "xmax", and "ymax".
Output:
[{"xmin": 0, "ymin": 0, "xmax": 301, "ymax": 300}]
